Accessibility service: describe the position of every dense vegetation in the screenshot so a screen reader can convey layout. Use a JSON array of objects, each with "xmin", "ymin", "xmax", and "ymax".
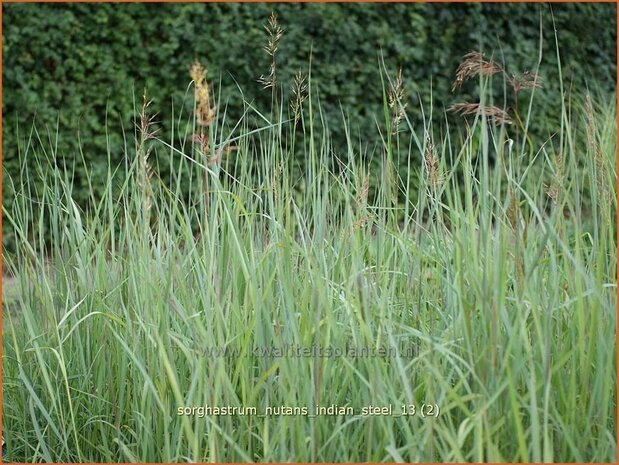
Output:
[
  {"xmin": 3, "ymin": 56, "xmax": 616, "ymax": 462},
  {"xmin": 2, "ymin": 5, "xmax": 617, "ymax": 461},
  {"xmin": 2, "ymin": 3, "xmax": 616, "ymax": 251}
]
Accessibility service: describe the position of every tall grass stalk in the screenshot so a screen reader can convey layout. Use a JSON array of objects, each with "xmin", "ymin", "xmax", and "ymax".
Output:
[{"xmin": 2, "ymin": 55, "xmax": 616, "ymax": 462}]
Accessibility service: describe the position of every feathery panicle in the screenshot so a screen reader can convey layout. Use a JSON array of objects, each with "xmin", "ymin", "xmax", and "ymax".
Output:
[
  {"xmin": 263, "ymin": 11, "xmax": 284, "ymax": 57},
  {"xmin": 388, "ymin": 68, "xmax": 405, "ymax": 107},
  {"xmin": 137, "ymin": 88, "xmax": 159, "ymax": 141},
  {"xmin": 388, "ymin": 68, "xmax": 407, "ymax": 134},
  {"xmin": 354, "ymin": 174, "xmax": 370, "ymax": 211},
  {"xmin": 290, "ymin": 70, "xmax": 308, "ymax": 125},
  {"xmin": 347, "ymin": 174, "xmax": 374, "ymax": 237},
  {"xmin": 507, "ymin": 70, "xmax": 542, "ymax": 94},
  {"xmin": 479, "ymin": 105, "xmax": 512, "ymax": 125},
  {"xmin": 452, "ymin": 51, "xmax": 503, "ymax": 92},
  {"xmin": 545, "ymin": 152, "xmax": 564, "ymax": 203},
  {"xmin": 585, "ymin": 94, "xmax": 610, "ymax": 208},
  {"xmin": 191, "ymin": 132, "xmax": 210, "ymax": 156},
  {"xmin": 189, "ymin": 60, "xmax": 219, "ymax": 212},
  {"xmin": 190, "ymin": 60, "xmax": 227, "ymax": 170},
  {"xmin": 190, "ymin": 60, "xmax": 217, "ymax": 127},
  {"xmin": 423, "ymin": 134, "xmax": 442, "ymax": 189},
  {"xmin": 137, "ymin": 89, "xmax": 156, "ymax": 214},
  {"xmin": 449, "ymin": 102, "xmax": 512, "ymax": 125},
  {"xmin": 258, "ymin": 63, "xmax": 277, "ymax": 90},
  {"xmin": 258, "ymin": 12, "xmax": 284, "ymax": 90}
]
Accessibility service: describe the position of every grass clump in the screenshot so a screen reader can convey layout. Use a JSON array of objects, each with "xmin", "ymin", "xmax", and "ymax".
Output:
[{"xmin": 2, "ymin": 26, "xmax": 616, "ymax": 463}]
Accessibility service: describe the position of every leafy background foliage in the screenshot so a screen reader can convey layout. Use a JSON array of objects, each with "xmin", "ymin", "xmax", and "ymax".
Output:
[{"xmin": 2, "ymin": 3, "xmax": 616, "ymax": 248}]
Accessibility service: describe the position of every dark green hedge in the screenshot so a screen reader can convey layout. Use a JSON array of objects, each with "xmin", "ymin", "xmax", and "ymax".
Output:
[{"xmin": 3, "ymin": 3, "xmax": 616, "ymax": 232}]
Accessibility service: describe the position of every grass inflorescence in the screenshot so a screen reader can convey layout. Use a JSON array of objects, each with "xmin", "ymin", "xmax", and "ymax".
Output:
[{"xmin": 2, "ymin": 18, "xmax": 616, "ymax": 463}]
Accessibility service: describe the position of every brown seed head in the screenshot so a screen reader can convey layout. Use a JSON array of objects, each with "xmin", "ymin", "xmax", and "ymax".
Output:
[
  {"xmin": 449, "ymin": 102, "xmax": 512, "ymax": 126},
  {"xmin": 452, "ymin": 51, "xmax": 503, "ymax": 92},
  {"xmin": 507, "ymin": 70, "xmax": 542, "ymax": 94},
  {"xmin": 190, "ymin": 60, "xmax": 217, "ymax": 127},
  {"xmin": 423, "ymin": 134, "xmax": 442, "ymax": 189}
]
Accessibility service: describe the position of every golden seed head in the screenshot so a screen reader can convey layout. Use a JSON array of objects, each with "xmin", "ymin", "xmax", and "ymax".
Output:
[
  {"xmin": 190, "ymin": 60, "xmax": 217, "ymax": 127},
  {"xmin": 449, "ymin": 102, "xmax": 512, "ymax": 126}
]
